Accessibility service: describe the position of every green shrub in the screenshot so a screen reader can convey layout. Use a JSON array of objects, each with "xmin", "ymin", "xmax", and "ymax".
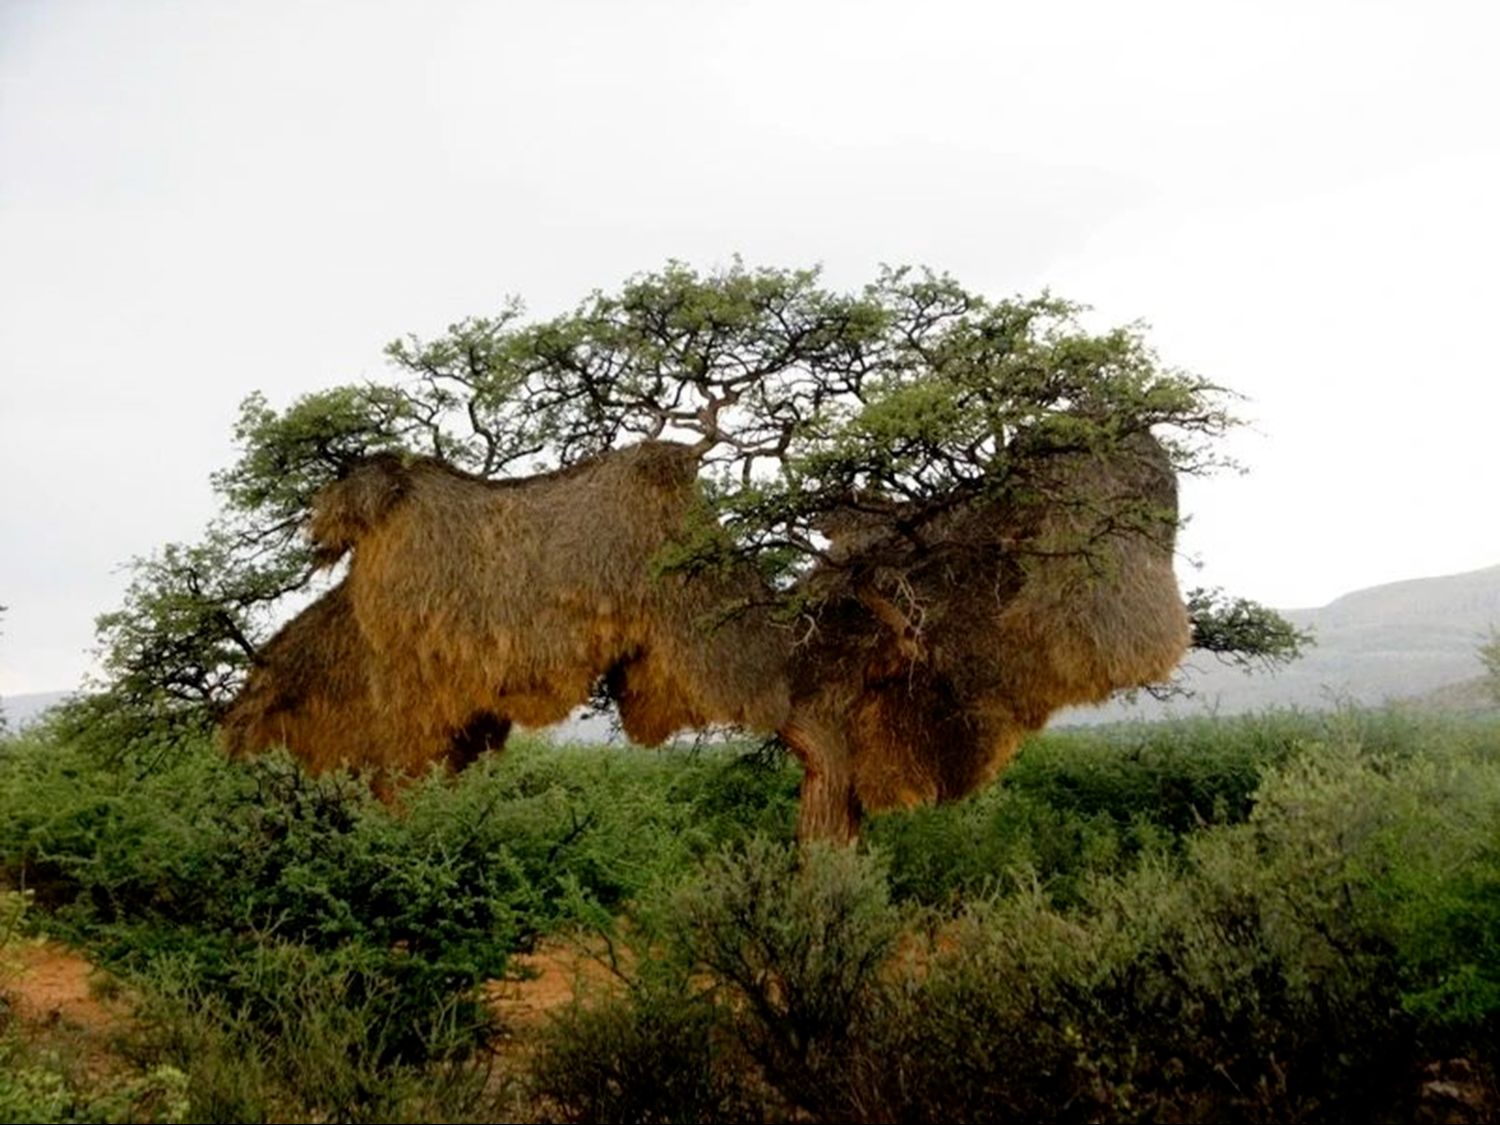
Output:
[
  {"xmin": 0, "ymin": 1038, "xmax": 189, "ymax": 1125},
  {"xmin": 865, "ymin": 731, "xmax": 1500, "ymax": 1121},
  {"xmin": 867, "ymin": 711, "xmax": 1317, "ymax": 908},
  {"xmin": 0, "ymin": 740, "xmax": 522, "ymax": 1066},
  {"xmin": 663, "ymin": 839, "xmax": 900, "ymax": 1114},
  {"xmin": 125, "ymin": 952, "xmax": 507, "ymax": 1124},
  {"xmin": 535, "ymin": 838, "xmax": 904, "ymax": 1121},
  {"xmin": 2, "ymin": 887, "xmax": 188, "ymax": 1125},
  {"xmin": 868, "ymin": 786, "xmax": 1159, "ymax": 908},
  {"xmin": 0, "ymin": 727, "xmax": 801, "ymax": 1093},
  {"xmin": 1248, "ymin": 737, "xmax": 1500, "ymax": 1033},
  {"xmin": 530, "ymin": 975, "xmax": 744, "ymax": 1125},
  {"xmin": 1001, "ymin": 711, "xmax": 1316, "ymax": 830},
  {"xmin": 533, "ymin": 721, "xmax": 1500, "ymax": 1122}
]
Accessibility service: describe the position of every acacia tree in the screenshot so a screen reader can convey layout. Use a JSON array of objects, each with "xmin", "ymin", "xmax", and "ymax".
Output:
[{"xmin": 77, "ymin": 262, "xmax": 1305, "ymax": 748}]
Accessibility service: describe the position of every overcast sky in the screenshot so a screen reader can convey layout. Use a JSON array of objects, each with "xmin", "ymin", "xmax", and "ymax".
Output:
[{"xmin": 2, "ymin": 0, "xmax": 1497, "ymax": 696}]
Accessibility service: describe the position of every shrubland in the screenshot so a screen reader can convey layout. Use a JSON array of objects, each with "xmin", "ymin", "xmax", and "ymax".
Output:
[{"xmin": 2, "ymin": 707, "xmax": 1496, "ymax": 1122}]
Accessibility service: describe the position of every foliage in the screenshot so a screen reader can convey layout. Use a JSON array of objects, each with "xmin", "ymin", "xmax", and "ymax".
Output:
[
  {"xmin": 122, "ymin": 952, "xmax": 507, "ymax": 1124},
  {"xmin": 528, "ymin": 970, "xmax": 749, "ymax": 1125},
  {"xmin": 661, "ymin": 839, "xmax": 901, "ymax": 1116},
  {"xmin": 0, "ymin": 728, "xmax": 799, "ymax": 1122},
  {"xmin": 80, "ymin": 261, "xmax": 1301, "ymax": 745},
  {"xmin": 0, "ymin": 1040, "xmax": 189, "ymax": 1125},
  {"xmin": 79, "ymin": 535, "xmax": 309, "ymax": 750},
  {"xmin": 865, "ymin": 734, "xmax": 1500, "ymax": 1122},
  {"xmin": 5, "ymin": 710, "xmax": 1500, "ymax": 1120},
  {"xmin": 869, "ymin": 710, "xmax": 1370, "ymax": 906},
  {"xmin": 1185, "ymin": 586, "xmax": 1314, "ymax": 671},
  {"xmin": 0, "ymin": 743, "xmax": 516, "ymax": 1068},
  {"xmin": 0, "ymin": 729, "xmax": 801, "ymax": 1093},
  {"xmin": 535, "ymin": 839, "xmax": 906, "ymax": 1123},
  {"xmin": 2, "ymin": 885, "xmax": 190, "ymax": 1124},
  {"xmin": 534, "ymin": 713, "xmax": 1500, "ymax": 1123}
]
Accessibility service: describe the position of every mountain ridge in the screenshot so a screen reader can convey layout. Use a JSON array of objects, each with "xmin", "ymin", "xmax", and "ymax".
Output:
[{"xmin": 1064, "ymin": 562, "xmax": 1500, "ymax": 724}]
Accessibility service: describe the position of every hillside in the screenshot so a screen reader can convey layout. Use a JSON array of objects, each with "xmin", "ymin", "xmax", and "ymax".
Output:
[
  {"xmin": 1063, "ymin": 563, "xmax": 1500, "ymax": 724},
  {"xmin": 0, "ymin": 690, "xmax": 73, "ymax": 730}
]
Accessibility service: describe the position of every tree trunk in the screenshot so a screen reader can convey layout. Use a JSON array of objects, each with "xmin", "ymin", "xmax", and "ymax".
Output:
[{"xmin": 781, "ymin": 716, "xmax": 862, "ymax": 844}]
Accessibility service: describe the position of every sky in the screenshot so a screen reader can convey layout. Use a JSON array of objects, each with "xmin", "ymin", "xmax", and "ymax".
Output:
[{"xmin": 2, "ymin": 0, "xmax": 1497, "ymax": 696}]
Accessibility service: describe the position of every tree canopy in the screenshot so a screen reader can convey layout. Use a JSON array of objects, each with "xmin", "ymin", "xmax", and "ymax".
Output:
[{"xmin": 79, "ymin": 262, "xmax": 1306, "ymax": 746}]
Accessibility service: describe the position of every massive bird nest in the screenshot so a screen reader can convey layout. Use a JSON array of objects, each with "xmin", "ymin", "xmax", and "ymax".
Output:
[
  {"xmin": 224, "ymin": 442, "xmax": 791, "ymax": 784},
  {"xmin": 224, "ymin": 430, "xmax": 1188, "ymax": 840},
  {"xmin": 781, "ymin": 430, "xmax": 1188, "ymax": 838}
]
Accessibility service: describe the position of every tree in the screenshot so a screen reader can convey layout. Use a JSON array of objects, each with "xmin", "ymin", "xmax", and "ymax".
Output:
[
  {"xmin": 80, "ymin": 261, "xmax": 1304, "ymax": 748},
  {"xmin": 1480, "ymin": 628, "xmax": 1500, "ymax": 706},
  {"xmin": 0, "ymin": 603, "xmax": 8, "ymax": 735},
  {"xmin": 1184, "ymin": 588, "xmax": 1311, "ymax": 671}
]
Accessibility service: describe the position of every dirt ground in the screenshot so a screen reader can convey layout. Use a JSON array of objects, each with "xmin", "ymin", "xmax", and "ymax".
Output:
[
  {"xmin": 4, "ymin": 938, "xmax": 131, "ymax": 1035},
  {"xmin": 5, "ymin": 935, "xmax": 608, "ymax": 1033},
  {"xmin": 486, "ymin": 939, "xmax": 620, "ymax": 1031},
  {"xmin": 2, "ymin": 933, "xmax": 608, "ymax": 1074}
]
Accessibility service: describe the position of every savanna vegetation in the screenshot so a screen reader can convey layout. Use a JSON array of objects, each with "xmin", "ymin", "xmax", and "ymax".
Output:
[{"xmin": 3, "ymin": 706, "xmax": 1498, "ymax": 1122}]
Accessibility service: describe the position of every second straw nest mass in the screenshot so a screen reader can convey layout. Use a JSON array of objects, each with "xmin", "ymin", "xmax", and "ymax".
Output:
[{"xmin": 219, "ymin": 265, "xmax": 1246, "ymax": 841}]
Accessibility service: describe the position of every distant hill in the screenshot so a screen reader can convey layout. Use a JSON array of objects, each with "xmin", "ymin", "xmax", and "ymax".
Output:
[
  {"xmin": 1061, "ymin": 563, "xmax": 1500, "ymax": 724},
  {"xmin": 1, "ymin": 690, "xmax": 74, "ymax": 730}
]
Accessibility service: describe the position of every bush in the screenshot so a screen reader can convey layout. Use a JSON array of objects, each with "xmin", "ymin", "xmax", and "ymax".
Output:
[
  {"xmin": 530, "ymin": 977, "xmax": 742, "ymax": 1125},
  {"xmin": 0, "ymin": 726, "xmax": 800, "ymax": 1103},
  {"xmin": 0, "ymin": 1038, "xmax": 190, "ymax": 1125},
  {"xmin": 0, "ymin": 738, "xmax": 521, "ymax": 1067},
  {"xmin": 866, "ymin": 711, "xmax": 1318, "ymax": 908},
  {"xmin": 1001, "ymin": 711, "xmax": 1310, "ymax": 830},
  {"xmin": 534, "ymin": 838, "xmax": 905, "ymax": 1121},
  {"xmin": 124, "ymin": 951, "xmax": 510, "ymax": 1124},
  {"xmin": 8, "ymin": 709, "xmax": 1499, "ymax": 1120},
  {"xmin": 867, "ymin": 729, "xmax": 1500, "ymax": 1121},
  {"xmin": 868, "ymin": 785, "xmax": 1159, "ymax": 909},
  {"xmin": 533, "ymin": 720, "xmax": 1500, "ymax": 1122}
]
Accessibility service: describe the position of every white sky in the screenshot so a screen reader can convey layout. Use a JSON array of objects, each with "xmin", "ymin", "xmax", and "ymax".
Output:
[{"xmin": 2, "ymin": 0, "xmax": 1497, "ymax": 695}]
